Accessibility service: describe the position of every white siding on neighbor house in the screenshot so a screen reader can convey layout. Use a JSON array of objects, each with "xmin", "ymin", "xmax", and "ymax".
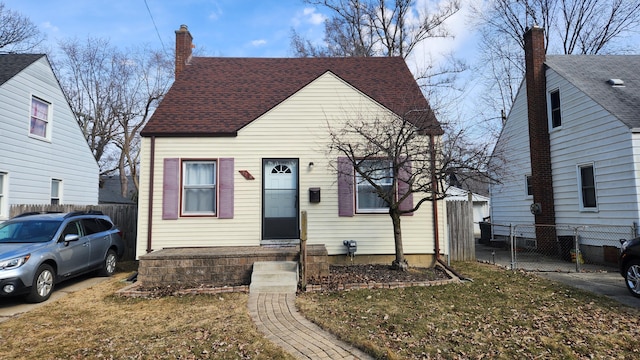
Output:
[
  {"xmin": 136, "ymin": 72, "xmax": 446, "ymax": 258},
  {"xmin": 0, "ymin": 56, "xmax": 98, "ymax": 220},
  {"xmin": 546, "ymin": 69, "xmax": 639, "ymax": 227},
  {"xmin": 489, "ymin": 82, "xmax": 535, "ymax": 234}
]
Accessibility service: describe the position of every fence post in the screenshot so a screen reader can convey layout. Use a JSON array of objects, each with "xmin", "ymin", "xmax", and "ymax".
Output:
[
  {"xmin": 510, "ymin": 224, "xmax": 516, "ymax": 270},
  {"xmin": 573, "ymin": 227, "xmax": 580, "ymax": 272},
  {"xmin": 300, "ymin": 210, "xmax": 307, "ymax": 291}
]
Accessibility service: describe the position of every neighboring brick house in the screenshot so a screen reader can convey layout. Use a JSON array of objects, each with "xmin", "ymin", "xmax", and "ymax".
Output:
[
  {"xmin": 135, "ymin": 25, "xmax": 446, "ymax": 267},
  {"xmin": 489, "ymin": 27, "xmax": 640, "ymax": 258},
  {"xmin": 0, "ymin": 54, "xmax": 99, "ymax": 220}
]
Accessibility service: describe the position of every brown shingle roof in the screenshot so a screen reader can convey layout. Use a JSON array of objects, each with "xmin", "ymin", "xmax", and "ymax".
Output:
[{"xmin": 141, "ymin": 56, "xmax": 441, "ymax": 137}]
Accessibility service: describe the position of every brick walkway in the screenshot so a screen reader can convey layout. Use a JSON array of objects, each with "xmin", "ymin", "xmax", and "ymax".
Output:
[{"xmin": 248, "ymin": 292, "xmax": 374, "ymax": 359}]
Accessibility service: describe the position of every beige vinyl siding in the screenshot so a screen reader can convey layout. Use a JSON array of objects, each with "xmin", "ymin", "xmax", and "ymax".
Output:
[
  {"xmin": 546, "ymin": 69, "xmax": 638, "ymax": 226},
  {"xmin": 489, "ymin": 82, "xmax": 535, "ymax": 234},
  {"xmin": 137, "ymin": 72, "xmax": 444, "ymax": 258}
]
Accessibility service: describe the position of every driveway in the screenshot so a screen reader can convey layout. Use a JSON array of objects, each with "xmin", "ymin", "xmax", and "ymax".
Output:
[
  {"xmin": 534, "ymin": 271, "xmax": 640, "ymax": 309},
  {"xmin": 0, "ymin": 274, "xmax": 108, "ymax": 323},
  {"xmin": 476, "ymin": 243, "xmax": 640, "ymax": 309}
]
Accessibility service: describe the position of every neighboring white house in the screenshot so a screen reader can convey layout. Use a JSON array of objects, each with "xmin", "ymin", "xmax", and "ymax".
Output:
[
  {"xmin": 489, "ymin": 27, "xmax": 640, "ymax": 259},
  {"xmin": 135, "ymin": 26, "xmax": 447, "ymax": 265},
  {"xmin": 0, "ymin": 54, "xmax": 99, "ymax": 220}
]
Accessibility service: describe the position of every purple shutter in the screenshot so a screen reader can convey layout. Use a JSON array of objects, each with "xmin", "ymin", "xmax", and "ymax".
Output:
[
  {"xmin": 162, "ymin": 158, "xmax": 180, "ymax": 220},
  {"xmin": 338, "ymin": 157, "xmax": 354, "ymax": 217},
  {"xmin": 398, "ymin": 158, "xmax": 414, "ymax": 216},
  {"xmin": 218, "ymin": 158, "xmax": 234, "ymax": 219}
]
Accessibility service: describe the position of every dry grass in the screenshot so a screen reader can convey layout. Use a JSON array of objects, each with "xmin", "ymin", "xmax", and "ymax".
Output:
[
  {"xmin": 2, "ymin": 262, "xmax": 639, "ymax": 359},
  {"xmin": 297, "ymin": 261, "xmax": 640, "ymax": 359},
  {"xmin": 0, "ymin": 271, "xmax": 294, "ymax": 360}
]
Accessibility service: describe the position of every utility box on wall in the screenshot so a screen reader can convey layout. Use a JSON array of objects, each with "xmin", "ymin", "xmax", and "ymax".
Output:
[{"xmin": 309, "ymin": 187, "xmax": 321, "ymax": 203}]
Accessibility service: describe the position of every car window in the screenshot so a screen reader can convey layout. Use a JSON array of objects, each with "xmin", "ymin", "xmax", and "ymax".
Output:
[
  {"xmin": 0, "ymin": 220, "xmax": 61, "ymax": 243},
  {"xmin": 96, "ymin": 218, "xmax": 114, "ymax": 231},
  {"xmin": 82, "ymin": 218, "xmax": 108, "ymax": 235},
  {"xmin": 59, "ymin": 221, "xmax": 82, "ymax": 241}
]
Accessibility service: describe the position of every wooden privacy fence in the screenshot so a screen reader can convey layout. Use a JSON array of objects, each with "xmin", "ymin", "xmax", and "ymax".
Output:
[
  {"xmin": 9, "ymin": 204, "xmax": 138, "ymax": 261},
  {"xmin": 446, "ymin": 200, "xmax": 475, "ymax": 261}
]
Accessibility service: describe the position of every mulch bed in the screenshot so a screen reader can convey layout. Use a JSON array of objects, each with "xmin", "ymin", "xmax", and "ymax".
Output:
[{"xmin": 305, "ymin": 264, "xmax": 452, "ymax": 291}]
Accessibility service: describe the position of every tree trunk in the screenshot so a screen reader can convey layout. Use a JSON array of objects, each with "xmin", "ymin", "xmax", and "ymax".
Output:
[{"xmin": 390, "ymin": 210, "xmax": 408, "ymax": 271}]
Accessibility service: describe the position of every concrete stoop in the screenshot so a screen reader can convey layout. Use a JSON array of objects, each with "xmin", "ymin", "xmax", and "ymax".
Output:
[{"xmin": 250, "ymin": 261, "xmax": 298, "ymax": 293}]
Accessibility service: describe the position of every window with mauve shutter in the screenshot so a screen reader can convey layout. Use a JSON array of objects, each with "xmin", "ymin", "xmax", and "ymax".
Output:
[
  {"xmin": 218, "ymin": 158, "xmax": 234, "ymax": 219},
  {"xmin": 337, "ymin": 157, "xmax": 354, "ymax": 217},
  {"xmin": 162, "ymin": 158, "xmax": 180, "ymax": 220}
]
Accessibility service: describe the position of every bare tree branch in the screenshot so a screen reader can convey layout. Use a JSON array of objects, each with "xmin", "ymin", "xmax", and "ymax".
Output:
[{"xmin": 0, "ymin": 2, "xmax": 45, "ymax": 52}]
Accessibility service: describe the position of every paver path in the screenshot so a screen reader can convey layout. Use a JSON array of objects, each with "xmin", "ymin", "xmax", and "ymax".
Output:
[{"xmin": 248, "ymin": 292, "xmax": 374, "ymax": 359}]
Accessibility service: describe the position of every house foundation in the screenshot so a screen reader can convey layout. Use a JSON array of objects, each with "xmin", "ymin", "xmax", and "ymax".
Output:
[{"xmin": 137, "ymin": 245, "xmax": 329, "ymax": 288}]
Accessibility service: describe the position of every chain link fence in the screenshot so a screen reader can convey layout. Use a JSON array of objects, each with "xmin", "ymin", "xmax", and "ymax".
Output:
[{"xmin": 476, "ymin": 223, "xmax": 636, "ymax": 272}]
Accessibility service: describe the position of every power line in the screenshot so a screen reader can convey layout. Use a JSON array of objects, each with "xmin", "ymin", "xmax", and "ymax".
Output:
[{"xmin": 143, "ymin": 0, "xmax": 168, "ymax": 55}]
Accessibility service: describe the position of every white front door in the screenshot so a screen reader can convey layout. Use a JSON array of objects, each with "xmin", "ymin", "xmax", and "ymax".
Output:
[{"xmin": 262, "ymin": 159, "xmax": 299, "ymax": 242}]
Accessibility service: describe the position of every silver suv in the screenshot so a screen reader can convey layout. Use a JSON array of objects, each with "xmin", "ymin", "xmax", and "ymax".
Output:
[{"xmin": 0, "ymin": 211, "xmax": 124, "ymax": 303}]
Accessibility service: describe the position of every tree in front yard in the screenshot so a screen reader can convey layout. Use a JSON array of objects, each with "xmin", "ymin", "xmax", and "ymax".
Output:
[{"xmin": 329, "ymin": 109, "xmax": 497, "ymax": 271}]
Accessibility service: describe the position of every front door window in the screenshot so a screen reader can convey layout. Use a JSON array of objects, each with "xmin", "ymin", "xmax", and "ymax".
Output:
[{"xmin": 262, "ymin": 159, "xmax": 299, "ymax": 240}]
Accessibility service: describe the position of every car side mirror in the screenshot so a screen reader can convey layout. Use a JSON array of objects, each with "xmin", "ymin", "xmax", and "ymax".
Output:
[{"xmin": 64, "ymin": 234, "xmax": 80, "ymax": 242}]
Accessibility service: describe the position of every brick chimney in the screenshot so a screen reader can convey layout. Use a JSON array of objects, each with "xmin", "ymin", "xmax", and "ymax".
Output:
[
  {"xmin": 524, "ymin": 26, "xmax": 557, "ymax": 253},
  {"xmin": 175, "ymin": 24, "xmax": 193, "ymax": 78}
]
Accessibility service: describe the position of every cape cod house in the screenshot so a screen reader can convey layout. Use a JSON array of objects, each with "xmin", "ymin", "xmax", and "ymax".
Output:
[
  {"xmin": 135, "ymin": 26, "xmax": 446, "ymax": 286},
  {"xmin": 0, "ymin": 54, "xmax": 99, "ymax": 221},
  {"xmin": 489, "ymin": 27, "xmax": 640, "ymax": 262}
]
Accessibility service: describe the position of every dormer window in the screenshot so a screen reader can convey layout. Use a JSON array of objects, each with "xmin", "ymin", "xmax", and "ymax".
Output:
[{"xmin": 549, "ymin": 90, "xmax": 561, "ymax": 128}]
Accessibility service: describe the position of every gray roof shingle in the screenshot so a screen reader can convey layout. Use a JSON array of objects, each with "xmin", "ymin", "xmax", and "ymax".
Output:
[
  {"xmin": 545, "ymin": 55, "xmax": 640, "ymax": 129},
  {"xmin": 0, "ymin": 54, "xmax": 45, "ymax": 86}
]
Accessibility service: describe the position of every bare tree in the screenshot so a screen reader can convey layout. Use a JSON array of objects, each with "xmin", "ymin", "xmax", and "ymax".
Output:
[
  {"xmin": 292, "ymin": 0, "xmax": 461, "ymax": 58},
  {"xmin": 329, "ymin": 110, "xmax": 498, "ymax": 270},
  {"xmin": 53, "ymin": 38, "xmax": 172, "ymax": 199},
  {"xmin": 473, "ymin": 0, "xmax": 640, "ymax": 129},
  {"xmin": 0, "ymin": 2, "xmax": 45, "ymax": 52}
]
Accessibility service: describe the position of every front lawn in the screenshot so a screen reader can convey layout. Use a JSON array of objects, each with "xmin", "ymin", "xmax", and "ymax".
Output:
[
  {"xmin": 0, "ymin": 262, "xmax": 638, "ymax": 359},
  {"xmin": 297, "ymin": 261, "xmax": 640, "ymax": 359}
]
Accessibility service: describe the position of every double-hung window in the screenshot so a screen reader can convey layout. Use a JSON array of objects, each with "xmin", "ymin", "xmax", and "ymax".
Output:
[
  {"xmin": 30, "ymin": 97, "xmax": 50, "ymax": 138},
  {"xmin": 578, "ymin": 164, "xmax": 597, "ymax": 210},
  {"xmin": 525, "ymin": 175, "xmax": 533, "ymax": 198},
  {"xmin": 0, "ymin": 173, "xmax": 6, "ymax": 219},
  {"xmin": 182, "ymin": 161, "xmax": 217, "ymax": 215},
  {"xmin": 51, "ymin": 179, "xmax": 62, "ymax": 205},
  {"xmin": 549, "ymin": 90, "xmax": 562, "ymax": 128},
  {"xmin": 355, "ymin": 159, "xmax": 393, "ymax": 213}
]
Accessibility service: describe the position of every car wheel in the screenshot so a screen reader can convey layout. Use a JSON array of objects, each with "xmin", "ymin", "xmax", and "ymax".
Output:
[
  {"xmin": 624, "ymin": 259, "xmax": 640, "ymax": 298},
  {"xmin": 99, "ymin": 249, "xmax": 118, "ymax": 276},
  {"xmin": 26, "ymin": 264, "xmax": 55, "ymax": 303}
]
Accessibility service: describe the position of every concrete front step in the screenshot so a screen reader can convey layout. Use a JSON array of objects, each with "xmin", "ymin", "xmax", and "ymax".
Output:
[{"xmin": 250, "ymin": 261, "xmax": 298, "ymax": 293}]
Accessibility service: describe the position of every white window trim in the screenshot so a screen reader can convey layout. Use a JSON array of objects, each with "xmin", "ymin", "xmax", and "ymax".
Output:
[
  {"xmin": 524, "ymin": 174, "xmax": 533, "ymax": 199},
  {"xmin": 0, "ymin": 172, "xmax": 7, "ymax": 220},
  {"xmin": 29, "ymin": 95, "xmax": 53, "ymax": 141},
  {"xmin": 355, "ymin": 159, "xmax": 393, "ymax": 214},
  {"xmin": 51, "ymin": 178, "xmax": 62, "ymax": 205},
  {"xmin": 548, "ymin": 88, "xmax": 562, "ymax": 131},
  {"xmin": 577, "ymin": 163, "xmax": 598, "ymax": 212},
  {"xmin": 181, "ymin": 160, "xmax": 217, "ymax": 216}
]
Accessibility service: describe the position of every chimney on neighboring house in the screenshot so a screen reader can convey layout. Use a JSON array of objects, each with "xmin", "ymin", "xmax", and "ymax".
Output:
[
  {"xmin": 175, "ymin": 24, "xmax": 193, "ymax": 78},
  {"xmin": 524, "ymin": 26, "xmax": 557, "ymax": 253}
]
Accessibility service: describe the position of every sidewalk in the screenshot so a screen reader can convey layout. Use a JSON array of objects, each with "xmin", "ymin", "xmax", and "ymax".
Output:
[{"xmin": 248, "ymin": 292, "xmax": 373, "ymax": 359}]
